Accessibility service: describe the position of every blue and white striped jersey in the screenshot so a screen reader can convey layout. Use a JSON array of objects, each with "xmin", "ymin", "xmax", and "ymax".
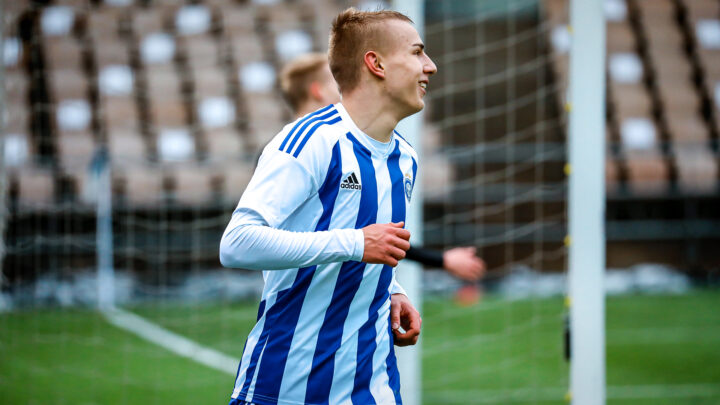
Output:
[{"xmin": 226, "ymin": 103, "xmax": 418, "ymax": 405}]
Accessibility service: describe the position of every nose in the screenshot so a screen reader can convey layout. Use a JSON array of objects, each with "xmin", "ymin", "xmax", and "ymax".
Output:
[{"xmin": 424, "ymin": 54, "xmax": 437, "ymax": 76}]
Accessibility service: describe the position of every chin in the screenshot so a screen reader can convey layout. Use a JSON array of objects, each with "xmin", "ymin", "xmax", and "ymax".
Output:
[
  {"xmin": 396, "ymin": 95, "xmax": 425, "ymax": 118},
  {"xmin": 401, "ymin": 104, "xmax": 423, "ymax": 118}
]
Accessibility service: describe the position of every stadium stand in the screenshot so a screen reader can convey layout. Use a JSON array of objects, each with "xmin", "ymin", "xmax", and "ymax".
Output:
[
  {"xmin": 540, "ymin": 0, "xmax": 719, "ymax": 270},
  {"xmin": 2, "ymin": 0, "xmax": 719, "ymax": 280},
  {"xmin": 15, "ymin": 168, "xmax": 55, "ymax": 207}
]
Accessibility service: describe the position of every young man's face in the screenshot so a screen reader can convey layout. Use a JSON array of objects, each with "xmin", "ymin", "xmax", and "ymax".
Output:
[{"xmin": 380, "ymin": 20, "xmax": 437, "ymax": 116}]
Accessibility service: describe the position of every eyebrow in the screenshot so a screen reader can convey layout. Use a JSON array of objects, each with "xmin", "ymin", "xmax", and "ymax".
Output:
[{"xmin": 412, "ymin": 43, "xmax": 425, "ymax": 50}]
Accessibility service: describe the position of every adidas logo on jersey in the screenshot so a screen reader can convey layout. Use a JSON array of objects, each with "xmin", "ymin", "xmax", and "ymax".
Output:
[{"xmin": 340, "ymin": 172, "xmax": 362, "ymax": 190}]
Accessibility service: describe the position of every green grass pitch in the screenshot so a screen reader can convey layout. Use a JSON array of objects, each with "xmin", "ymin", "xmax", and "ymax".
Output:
[{"xmin": 1, "ymin": 290, "xmax": 719, "ymax": 404}]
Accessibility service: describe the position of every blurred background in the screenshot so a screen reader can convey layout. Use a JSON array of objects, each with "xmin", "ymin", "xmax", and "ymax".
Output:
[{"xmin": 1, "ymin": 0, "xmax": 719, "ymax": 404}]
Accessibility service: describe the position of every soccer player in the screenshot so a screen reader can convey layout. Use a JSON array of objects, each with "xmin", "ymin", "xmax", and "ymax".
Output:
[
  {"xmin": 220, "ymin": 8, "xmax": 435, "ymax": 405},
  {"xmin": 279, "ymin": 52, "xmax": 486, "ymax": 282}
]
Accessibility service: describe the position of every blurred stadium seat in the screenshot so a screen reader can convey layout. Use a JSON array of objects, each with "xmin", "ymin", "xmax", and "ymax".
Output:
[
  {"xmin": 171, "ymin": 165, "xmax": 217, "ymax": 205},
  {"xmin": 95, "ymin": 40, "xmax": 130, "ymax": 68},
  {"xmin": 108, "ymin": 129, "xmax": 145, "ymax": 164},
  {"xmin": 87, "ymin": 7, "xmax": 123, "ymax": 38},
  {"xmin": 222, "ymin": 161, "xmax": 255, "ymax": 204},
  {"xmin": 15, "ymin": 168, "xmax": 55, "ymax": 206},
  {"xmin": 203, "ymin": 128, "xmax": 245, "ymax": 162},
  {"xmin": 116, "ymin": 165, "xmax": 164, "ymax": 206},
  {"xmin": 44, "ymin": 36, "xmax": 84, "ymax": 71},
  {"xmin": 131, "ymin": 9, "xmax": 166, "ymax": 38},
  {"xmin": 2, "ymin": 0, "xmax": 717, "ymax": 262}
]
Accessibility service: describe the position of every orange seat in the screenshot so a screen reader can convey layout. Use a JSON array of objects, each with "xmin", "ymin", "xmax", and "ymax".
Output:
[
  {"xmin": 637, "ymin": 0, "xmax": 676, "ymax": 19},
  {"xmin": 657, "ymin": 79, "xmax": 699, "ymax": 113},
  {"xmin": 49, "ymin": 69, "xmax": 88, "ymax": 100},
  {"xmin": 675, "ymin": 144, "xmax": 718, "ymax": 193},
  {"xmin": 131, "ymin": 9, "xmax": 166, "ymax": 37},
  {"xmin": 544, "ymin": 0, "xmax": 568, "ymax": 25},
  {"xmin": 605, "ymin": 156, "xmax": 621, "ymax": 193},
  {"xmin": 610, "ymin": 81, "xmax": 653, "ymax": 122},
  {"xmin": 118, "ymin": 166, "xmax": 164, "ymax": 206},
  {"xmin": 653, "ymin": 54, "xmax": 693, "ymax": 82},
  {"xmin": 171, "ymin": 165, "xmax": 216, "ymax": 205},
  {"xmin": 5, "ymin": 71, "xmax": 28, "ymax": 102},
  {"xmin": 44, "ymin": 37, "xmax": 84, "ymax": 71},
  {"xmin": 183, "ymin": 35, "xmax": 220, "ymax": 68},
  {"xmin": 145, "ymin": 65, "xmax": 182, "ymax": 100},
  {"xmin": 246, "ymin": 93, "xmax": 286, "ymax": 148},
  {"xmin": 100, "ymin": 96, "xmax": 138, "ymax": 132},
  {"xmin": 203, "ymin": 128, "xmax": 246, "ymax": 161},
  {"xmin": 145, "ymin": 67, "xmax": 187, "ymax": 128},
  {"xmin": 260, "ymin": 3, "xmax": 312, "ymax": 34},
  {"xmin": 685, "ymin": 0, "xmax": 720, "ymax": 24},
  {"xmin": 5, "ymin": 100, "xmax": 29, "ymax": 135},
  {"xmin": 667, "ymin": 115, "xmax": 710, "ymax": 145},
  {"xmin": 229, "ymin": 33, "xmax": 265, "ymax": 64},
  {"xmin": 94, "ymin": 39, "xmax": 129, "ymax": 68},
  {"xmin": 16, "ymin": 169, "xmax": 55, "ymax": 206},
  {"xmin": 607, "ymin": 21, "xmax": 635, "ymax": 54},
  {"xmin": 87, "ymin": 8, "xmax": 122, "ymax": 39},
  {"xmin": 222, "ymin": 161, "xmax": 255, "ymax": 204},
  {"xmin": 57, "ymin": 132, "xmax": 95, "ymax": 171},
  {"xmin": 220, "ymin": 5, "xmax": 255, "ymax": 36},
  {"xmin": 687, "ymin": 1, "xmax": 720, "ymax": 84},
  {"xmin": 149, "ymin": 100, "xmax": 188, "ymax": 129},
  {"xmin": 624, "ymin": 149, "xmax": 670, "ymax": 195},
  {"xmin": 108, "ymin": 130, "xmax": 146, "ymax": 165},
  {"xmin": 191, "ymin": 66, "xmax": 229, "ymax": 98}
]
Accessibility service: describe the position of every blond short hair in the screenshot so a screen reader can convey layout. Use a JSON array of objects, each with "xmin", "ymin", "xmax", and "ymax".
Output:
[
  {"xmin": 328, "ymin": 8, "xmax": 413, "ymax": 93},
  {"xmin": 279, "ymin": 53, "xmax": 330, "ymax": 112}
]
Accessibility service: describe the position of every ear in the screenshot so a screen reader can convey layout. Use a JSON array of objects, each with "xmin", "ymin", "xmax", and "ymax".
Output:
[
  {"xmin": 308, "ymin": 81, "xmax": 324, "ymax": 101},
  {"xmin": 363, "ymin": 51, "xmax": 385, "ymax": 79}
]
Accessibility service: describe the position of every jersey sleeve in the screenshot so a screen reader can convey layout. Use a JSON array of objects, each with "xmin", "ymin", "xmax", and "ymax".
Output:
[
  {"xmin": 219, "ymin": 126, "xmax": 366, "ymax": 270},
  {"xmin": 219, "ymin": 207, "xmax": 364, "ymax": 270},
  {"xmin": 236, "ymin": 128, "xmax": 333, "ymax": 228},
  {"xmin": 389, "ymin": 276, "xmax": 407, "ymax": 296}
]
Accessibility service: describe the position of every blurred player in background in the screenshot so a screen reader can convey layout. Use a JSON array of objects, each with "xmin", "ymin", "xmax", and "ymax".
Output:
[
  {"xmin": 280, "ymin": 52, "xmax": 486, "ymax": 283},
  {"xmin": 220, "ymin": 8, "xmax": 435, "ymax": 405}
]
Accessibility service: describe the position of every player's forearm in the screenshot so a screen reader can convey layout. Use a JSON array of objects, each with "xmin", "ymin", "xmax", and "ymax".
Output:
[
  {"xmin": 219, "ymin": 215, "xmax": 364, "ymax": 270},
  {"xmin": 406, "ymin": 246, "xmax": 444, "ymax": 268}
]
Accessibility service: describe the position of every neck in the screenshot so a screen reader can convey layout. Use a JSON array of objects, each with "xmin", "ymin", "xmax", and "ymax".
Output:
[
  {"xmin": 341, "ymin": 85, "xmax": 402, "ymax": 143},
  {"xmin": 295, "ymin": 102, "xmax": 326, "ymax": 119}
]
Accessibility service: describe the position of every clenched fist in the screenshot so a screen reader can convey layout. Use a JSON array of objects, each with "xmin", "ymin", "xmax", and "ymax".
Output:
[{"xmin": 361, "ymin": 222, "xmax": 411, "ymax": 267}]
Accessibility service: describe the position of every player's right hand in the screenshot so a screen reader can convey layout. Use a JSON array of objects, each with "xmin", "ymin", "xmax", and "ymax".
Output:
[{"xmin": 361, "ymin": 222, "xmax": 411, "ymax": 267}]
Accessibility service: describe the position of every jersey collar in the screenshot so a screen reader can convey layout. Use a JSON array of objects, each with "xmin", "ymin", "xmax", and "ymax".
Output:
[{"xmin": 335, "ymin": 103, "xmax": 396, "ymax": 158}]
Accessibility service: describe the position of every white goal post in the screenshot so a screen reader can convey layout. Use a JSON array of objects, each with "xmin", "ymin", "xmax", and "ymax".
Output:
[{"xmin": 567, "ymin": 0, "xmax": 606, "ymax": 404}]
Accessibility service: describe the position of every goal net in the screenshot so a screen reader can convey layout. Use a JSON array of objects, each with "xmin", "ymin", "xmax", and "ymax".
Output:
[
  {"xmin": 1, "ymin": 0, "xmax": 569, "ymax": 404},
  {"xmin": 420, "ymin": 0, "xmax": 569, "ymax": 403}
]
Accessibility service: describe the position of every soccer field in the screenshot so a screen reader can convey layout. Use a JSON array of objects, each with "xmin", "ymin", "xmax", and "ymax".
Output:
[{"xmin": 2, "ymin": 290, "xmax": 719, "ymax": 404}]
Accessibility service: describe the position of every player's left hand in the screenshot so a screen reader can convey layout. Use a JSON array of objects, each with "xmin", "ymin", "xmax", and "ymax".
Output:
[
  {"xmin": 443, "ymin": 247, "xmax": 486, "ymax": 281},
  {"xmin": 390, "ymin": 293, "xmax": 421, "ymax": 346}
]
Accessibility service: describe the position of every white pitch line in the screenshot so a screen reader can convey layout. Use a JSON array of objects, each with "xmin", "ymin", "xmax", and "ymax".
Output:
[{"xmin": 103, "ymin": 308, "xmax": 239, "ymax": 376}]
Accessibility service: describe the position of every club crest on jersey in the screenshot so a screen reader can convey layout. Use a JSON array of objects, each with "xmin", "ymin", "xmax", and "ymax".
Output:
[
  {"xmin": 404, "ymin": 173, "xmax": 413, "ymax": 202},
  {"xmin": 340, "ymin": 172, "xmax": 362, "ymax": 190}
]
